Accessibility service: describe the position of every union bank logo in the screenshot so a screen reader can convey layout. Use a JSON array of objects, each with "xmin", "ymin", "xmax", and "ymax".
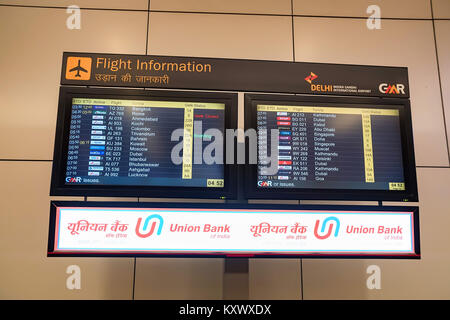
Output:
[
  {"xmin": 314, "ymin": 216, "xmax": 340, "ymax": 240},
  {"xmin": 135, "ymin": 214, "xmax": 164, "ymax": 238}
]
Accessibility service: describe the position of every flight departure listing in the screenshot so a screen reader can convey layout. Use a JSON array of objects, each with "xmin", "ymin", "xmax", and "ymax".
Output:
[
  {"xmin": 65, "ymin": 98, "xmax": 225, "ymax": 188},
  {"xmin": 257, "ymin": 104, "xmax": 406, "ymax": 191}
]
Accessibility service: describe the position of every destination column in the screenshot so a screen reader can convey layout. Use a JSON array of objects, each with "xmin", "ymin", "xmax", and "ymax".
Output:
[
  {"xmin": 309, "ymin": 108, "xmax": 365, "ymax": 187},
  {"xmin": 127, "ymin": 105, "xmax": 158, "ymax": 179}
]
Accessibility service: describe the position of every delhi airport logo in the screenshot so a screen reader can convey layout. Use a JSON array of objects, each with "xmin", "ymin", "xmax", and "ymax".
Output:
[
  {"xmin": 135, "ymin": 214, "xmax": 164, "ymax": 238},
  {"xmin": 304, "ymin": 72, "xmax": 318, "ymax": 84},
  {"xmin": 314, "ymin": 216, "xmax": 340, "ymax": 240}
]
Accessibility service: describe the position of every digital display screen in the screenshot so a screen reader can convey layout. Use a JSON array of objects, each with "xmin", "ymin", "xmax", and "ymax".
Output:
[
  {"xmin": 256, "ymin": 104, "xmax": 405, "ymax": 191},
  {"xmin": 65, "ymin": 98, "xmax": 225, "ymax": 188}
]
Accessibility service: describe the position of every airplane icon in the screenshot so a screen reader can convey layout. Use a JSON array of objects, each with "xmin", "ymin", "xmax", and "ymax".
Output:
[
  {"xmin": 65, "ymin": 56, "xmax": 92, "ymax": 80},
  {"xmin": 69, "ymin": 59, "xmax": 88, "ymax": 77}
]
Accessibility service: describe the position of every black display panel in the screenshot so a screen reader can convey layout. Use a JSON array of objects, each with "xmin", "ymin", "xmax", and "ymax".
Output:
[
  {"xmin": 245, "ymin": 94, "xmax": 418, "ymax": 201},
  {"xmin": 51, "ymin": 87, "xmax": 238, "ymax": 198},
  {"xmin": 66, "ymin": 98, "xmax": 225, "ymax": 187}
]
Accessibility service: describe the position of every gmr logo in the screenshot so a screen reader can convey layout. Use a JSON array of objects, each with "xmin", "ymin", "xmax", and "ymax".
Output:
[
  {"xmin": 65, "ymin": 177, "xmax": 82, "ymax": 183},
  {"xmin": 135, "ymin": 214, "xmax": 164, "ymax": 238},
  {"xmin": 257, "ymin": 181, "xmax": 272, "ymax": 187},
  {"xmin": 379, "ymin": 83, "xmax": 405, "ymax": 94},
  {"xmin": 314, "ymin": 216, "xmax": 340, "ymax": 240}
]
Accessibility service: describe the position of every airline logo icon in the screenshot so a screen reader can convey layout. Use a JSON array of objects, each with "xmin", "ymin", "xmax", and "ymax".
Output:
[
  {"xmin": 314, "ymin": 216, "xmax": 340, "ymax": 240},
  {"xmin": 135, "ymin": 214, "xmax": 164, "ymax": 238},
  {"xmin": 304, "ymin": 72, "xmax": 318, "ymax": 84}
]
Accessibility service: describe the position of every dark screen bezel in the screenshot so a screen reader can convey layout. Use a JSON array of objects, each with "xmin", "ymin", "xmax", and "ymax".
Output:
[
  {"xmin": 244, "ymin": 93, "xmax": 418, "ymax": 202},
  {"xmin": 50, "ymin": 86, "xmax": 238, "ymax": 199}
]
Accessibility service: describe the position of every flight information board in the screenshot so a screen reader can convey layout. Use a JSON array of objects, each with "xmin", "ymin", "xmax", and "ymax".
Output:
[
  {"xmin": 256, "ymin": 104, "xmax": 405, "ymax": 191},
  {"xmin": 65, "ymin": 98, "xmax": 225, "ymax": 188}
]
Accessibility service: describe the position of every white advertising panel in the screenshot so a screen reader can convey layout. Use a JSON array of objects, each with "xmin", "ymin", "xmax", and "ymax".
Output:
[{"xmin": 50, "ymin": 206, "xmax": 417, "ymax": 256}]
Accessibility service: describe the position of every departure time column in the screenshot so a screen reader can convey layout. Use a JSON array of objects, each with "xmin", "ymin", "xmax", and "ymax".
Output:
[
  {"xmin": 66, "ymin": 102, "xmax": 94, "ymax": 180},
  {"xmin": 257, "ymin": 109, "xmax": 271, "ymax": 179}
]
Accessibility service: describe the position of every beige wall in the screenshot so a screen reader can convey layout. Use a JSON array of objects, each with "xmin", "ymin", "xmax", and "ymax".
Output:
[{"xmin": 0, "ymin": 0, "xmax": 449, "ymax": 299}]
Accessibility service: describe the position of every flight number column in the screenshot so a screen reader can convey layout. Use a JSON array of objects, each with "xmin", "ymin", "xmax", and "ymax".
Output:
[{"xmin": 290, "ymin": 112, "xmax": 309, "ymax": 183}]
